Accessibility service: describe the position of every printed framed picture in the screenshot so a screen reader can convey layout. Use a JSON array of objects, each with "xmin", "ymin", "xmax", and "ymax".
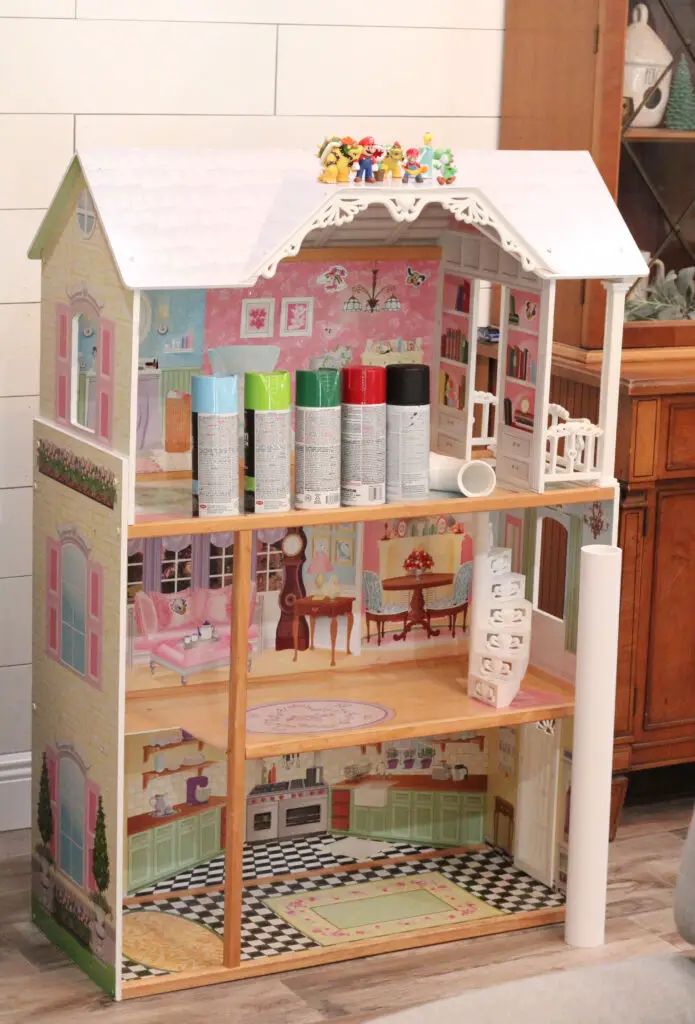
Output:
[
  {"xmin": 311, "ymin": 532, "xmax": 331, "ymax": 557},
  {"xmin": 332, "ymin": 536, "xmax": 355, "ymax": 566},
  {"xmin": 280, "ymin": 297, "xmax": 314, "ymax": 338},
  {"xmin": 240, "ymin": 298, "xmax": 275, "ymax": 339}
]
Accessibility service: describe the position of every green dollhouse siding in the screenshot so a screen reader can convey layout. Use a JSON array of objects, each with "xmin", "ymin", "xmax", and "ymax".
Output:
[
  {"xmin": 127, "ymin": 806, "xmax": 222, "ymax": 893},
  {"xmin": 334, "ymin": 788, "xmax": 485, "ymax": 847}
]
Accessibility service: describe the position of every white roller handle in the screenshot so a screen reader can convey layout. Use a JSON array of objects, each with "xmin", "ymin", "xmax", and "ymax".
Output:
[{"xmin": 429, "ymin": 452, "xmax": 496, "ymax": 498}]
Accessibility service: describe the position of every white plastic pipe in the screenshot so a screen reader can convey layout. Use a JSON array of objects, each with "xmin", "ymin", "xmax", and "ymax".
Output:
[
  {"xmin": 565, "ymin": 544, "xmax": 622, "ymax": 948},
  {"xmin": 429, "ymin": 452, "xmax": 496, "ymax": 498}
]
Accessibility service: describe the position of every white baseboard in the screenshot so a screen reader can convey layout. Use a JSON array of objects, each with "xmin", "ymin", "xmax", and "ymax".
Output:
[{"xmin": 0, "ymin": 751, "xmax": 31, "ymax": 831}]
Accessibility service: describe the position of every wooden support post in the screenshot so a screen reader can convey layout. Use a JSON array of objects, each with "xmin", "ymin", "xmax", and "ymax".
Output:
[
  {"xmin": 598, "ymin": 281, "xmax": 629, "ymax": 487},
  {"xmin": 223, "ymin": 529, "xmax": 252, "ymax": 968}
]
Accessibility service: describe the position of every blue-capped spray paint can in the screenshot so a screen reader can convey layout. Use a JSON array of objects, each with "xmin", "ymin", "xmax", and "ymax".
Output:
[{"xmin": 191, "ymin": 374, "xmax": 239, "ymax": 517}]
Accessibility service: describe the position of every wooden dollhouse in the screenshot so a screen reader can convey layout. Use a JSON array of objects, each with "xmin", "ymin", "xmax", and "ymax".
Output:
[{"xmin": 28, "ymin": 147, "xmax": 645, "ymax": 999}]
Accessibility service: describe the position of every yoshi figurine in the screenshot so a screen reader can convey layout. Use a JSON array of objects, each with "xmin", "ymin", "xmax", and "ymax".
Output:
[{"xmin": 434, "ymin": 148, "xmax": 457, "ymax": 185}]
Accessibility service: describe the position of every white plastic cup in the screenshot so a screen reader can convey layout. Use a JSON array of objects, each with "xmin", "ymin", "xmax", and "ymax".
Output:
[{"xmin": 429, "ymin": 452, "xmax": 496, "ymax": 498}]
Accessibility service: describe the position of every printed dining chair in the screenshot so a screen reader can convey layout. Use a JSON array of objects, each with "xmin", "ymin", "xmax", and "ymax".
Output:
[
  {"xmin": 362, "ymin": 570, "xmax": 409, "ymax": 646},
  {"xmin": 425, "ymin": 560, "xmax": 473, "ymax": 637}
]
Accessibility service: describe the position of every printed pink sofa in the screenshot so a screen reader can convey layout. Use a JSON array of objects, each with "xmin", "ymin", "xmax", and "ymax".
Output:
[{"xmin": 133, "ymin": 585, "xmax": 258, "ymax": 659}]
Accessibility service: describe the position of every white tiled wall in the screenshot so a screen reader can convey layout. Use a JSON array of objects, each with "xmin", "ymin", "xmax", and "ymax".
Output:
[{"xmin": 0, "ymin": 1, "xmax": 505, "ymax": 826}]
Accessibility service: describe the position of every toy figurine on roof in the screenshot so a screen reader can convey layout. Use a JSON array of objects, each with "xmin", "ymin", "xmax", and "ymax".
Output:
[
  {"xmin": 434, "ymin": 148, "xmax": 457, "ymax": 185},
  {"xmin": 354, "ymin": 136, "xmax": 383, "ymax": 184},
  {"xmin": 377, "ymin": 141, "xmax": 404, "ymax": 182},
  {"xmin": 316, "ymin": 136, "xmax": 361, "ymax": 184},
  {"xmin": 402, "ymin": 147, "xmax": 427, "ymax": 184},
  {"xmin": 420, "ymin": 132, "xmax": 434, "ymax": 180}
]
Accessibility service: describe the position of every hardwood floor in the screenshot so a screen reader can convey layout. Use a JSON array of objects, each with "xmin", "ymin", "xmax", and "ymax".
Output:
[{"xmin": 1, "ymin": 798, "xmax": 692, "ymax": 1023}]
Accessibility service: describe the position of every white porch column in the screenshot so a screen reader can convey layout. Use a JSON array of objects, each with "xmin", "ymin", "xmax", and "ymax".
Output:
[
  {"xmin": 598, "ymin": 281, "xmax": 630, "ymax": 486},
  {"xmin": 565, "ymin": 543, "xmax": 622, "ymax": 948}
]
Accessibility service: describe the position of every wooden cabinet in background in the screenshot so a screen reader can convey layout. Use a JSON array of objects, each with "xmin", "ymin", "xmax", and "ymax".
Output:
[
  {"xmin": 551, "ymin": 355, "xmax": 695, "ymax": 817},
  {"xmin": 500, "ymin": 0, "xmax": 695, "ymax": 352}
]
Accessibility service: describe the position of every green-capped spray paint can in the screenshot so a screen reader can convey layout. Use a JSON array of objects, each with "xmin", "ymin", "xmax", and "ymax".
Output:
[
  {"xmin": 244, "ymin": 371, "xmax": 291, "ymax": 514},
  {"xmin": 295, "ymin": 369, "xmax": 341, "ymax": 510}
]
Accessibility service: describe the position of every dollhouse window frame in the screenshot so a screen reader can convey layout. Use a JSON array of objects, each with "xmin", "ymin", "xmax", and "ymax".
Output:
[
  {"xmin": 76, "ymin": 190, "xmax": 96, "ymax": 239},
  {"xmin": 256, "ymin": 539, "xmax": 284, "ymax": 593},
  {"xmin": 46, "ymin": 530, "xmax": 103, "ymax": 689},
  {"xmin": 127, "ymin": 551, "xmax": 144, "ymax": 604},
  {"xmin": 160, "ymin": 541, "xmax": 193, "ymax": 594},
  {"xmin": 58, "ymin": 752, "xmax": 86, "ymax": 885},
  {"xmin": 209, "ymin": 540, "xmax": 234, "ymax": 589},
  {"xmin": 61, "ymin": 540, "xmax": 88, "ymax": 676}
]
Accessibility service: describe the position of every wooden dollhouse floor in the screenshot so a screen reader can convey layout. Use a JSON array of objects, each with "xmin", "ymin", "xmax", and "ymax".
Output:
[{"xmin": 121, "ymin": 837, "xmax": 565, "ymax": 983}]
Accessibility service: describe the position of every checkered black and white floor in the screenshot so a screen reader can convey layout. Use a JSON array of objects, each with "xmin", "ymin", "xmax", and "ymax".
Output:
[
  {"xmin": 121, "ymin": 842, "xmax": 564, "ymax": 983},
  {"xmin": 129, "ymin": 832, "xmax": 437, "ymax": 897}
]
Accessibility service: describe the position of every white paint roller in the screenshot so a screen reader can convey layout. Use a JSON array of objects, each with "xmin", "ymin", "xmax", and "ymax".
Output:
[{"xmin": 429, "ymin": 452, "xmax": 496, "ymax": 498}]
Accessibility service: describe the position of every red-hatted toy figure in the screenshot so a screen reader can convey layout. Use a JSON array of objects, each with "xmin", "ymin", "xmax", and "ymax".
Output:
[
  {"xmin": 402, "ymin": 147, "xmax": 426, "ymax": 184},
  {"xmin": 354, "ymin": 136, "xmax": 382, "ymax": 183}
]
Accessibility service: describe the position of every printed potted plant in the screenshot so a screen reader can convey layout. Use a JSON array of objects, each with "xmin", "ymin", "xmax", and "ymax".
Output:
[
  {"xmin": 386, "ymin": 747, "xmax": 399, "ymax": 770},
  {"xmin": 91, "ymin": 797, "xmax": 110, "ymax": 938},
  {"xmin": 403, "ymin": 747, "xmax": 416, "ymax": 770},
  {"xmin": 403, "ymin": 549, "xmax": 434, "ymax": 578},
  {"xmin": 418, "ymin": 745, "xmax": 435, "ymax": 769}
]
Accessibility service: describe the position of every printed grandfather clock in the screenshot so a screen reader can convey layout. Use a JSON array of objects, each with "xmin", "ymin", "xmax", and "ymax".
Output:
[{"xmin": 275, "ymin": 527, "xmax": 309, "ymax": 651}]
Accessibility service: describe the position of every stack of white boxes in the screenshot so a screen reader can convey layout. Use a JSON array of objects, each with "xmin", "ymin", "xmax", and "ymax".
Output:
[{"xmin": 467, "ymin": 546, "xmax": 533, "ymax": 708}]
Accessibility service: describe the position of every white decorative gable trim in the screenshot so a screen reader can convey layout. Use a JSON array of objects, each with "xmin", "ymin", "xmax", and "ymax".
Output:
[{"xmin": 252, "ymin": 190, "xmax": 547, "ymax": 283}]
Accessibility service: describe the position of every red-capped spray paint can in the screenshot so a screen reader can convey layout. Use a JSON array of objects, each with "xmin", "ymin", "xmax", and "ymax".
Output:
[{"xmin": 340, "ymin": 366, "xmax": 386, "ymax": 506}]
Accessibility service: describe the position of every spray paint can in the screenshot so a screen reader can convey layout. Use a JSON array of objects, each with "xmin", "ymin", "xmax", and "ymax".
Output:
[
  {"xmin": 191, "ymin": 374, "xmax": 239, "ymax": 517},
  {"xmin": 341, "ymin": 366, "xmax": 386, "ymax": 507},
  {"xmin": 244, "ymin": 370, "xmax": 291, "ymax": 514},
  {"xmin": 295, "ymin": 369, "xmax": 341, "ymax": 510},
  {"xmin": 386, "ymin": 364, "xmax": 431, "ymax": 503}
]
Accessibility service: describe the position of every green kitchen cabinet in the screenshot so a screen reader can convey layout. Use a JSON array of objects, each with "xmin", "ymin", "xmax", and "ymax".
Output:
[
  {"xmin": 351, "ymin": 804, "xmax": 372, "ymax": 836},
  {"xmin": 435, "ymin": 793, "xmax": 463, "ymax": 846},
  {"xmin": 126, "ymin": 805, "xmax": 224, "ymax": 894},
  {"xmin": 177, "ymin": 816, "xmax": 200, "ymax": 869},
  {"xmin": 128, "ymin": 830, "xmax": 154, "ymax": 891},
  {"xmin": 368, "ymin": 806, "xmax": 389, "ymax": 836},
  {"xmin": 344, "ymin": 788, "xmax": 486, "ymax": 848},
  {"xmin": 200, "ymin": 807, "xmax": 222, "ymax": 860},
  {"xmin": 460, "ymin": 795, "xmax": 485, "ymax": 844},
  {"xmin": 390, "ymin": 791, "xmax": 413, "ymax": 838},
  {"xmin": 411, "ymin": 792, "xmax": 435, "ymax": 842},
  {"xmin": 153, "ymin": 823, "xmax": 176, "ymax": 878}
]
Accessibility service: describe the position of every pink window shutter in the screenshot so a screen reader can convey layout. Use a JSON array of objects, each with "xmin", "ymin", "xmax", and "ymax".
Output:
[
  {"xmin": 45, "ymin": 747, "xmax": 58, "ymax": 861},
  {"xmin": 85, "ymin": 780, "xmax": 100, "ymax": 892},
  {"xmin": 86, "ymin": 561, "xmax": 103, "ymax": 688},
  {"xmin": 96, "ymin": 320, "xmax": 115, "ymax": 445},
  {"xmin": 55, "ymin": 305, "xmax": 71, "ymax": 424},
  {"xmin": 46, "ymin": 538, "xmax": 61, "ymax": 660}
]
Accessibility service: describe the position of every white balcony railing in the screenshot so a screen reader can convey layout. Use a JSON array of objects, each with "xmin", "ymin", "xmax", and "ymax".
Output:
[{"xmin": 545, "ymin": 403, "xmax": 603, "ymax": 481}]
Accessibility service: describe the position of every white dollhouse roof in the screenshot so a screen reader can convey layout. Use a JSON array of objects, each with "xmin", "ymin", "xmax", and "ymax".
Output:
[{"xmin": 28, "ymin": 148, "xmax": 648, "ymax": 288}]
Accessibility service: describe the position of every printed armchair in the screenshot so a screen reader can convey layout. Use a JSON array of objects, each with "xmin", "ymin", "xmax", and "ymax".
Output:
[
  {"xmin": 425, "ymin": 561, "xmax": 472, "ymax": 637},
  {"xmin": 362, "ymin": 570, "xmax": 409, "ymax": 646}
]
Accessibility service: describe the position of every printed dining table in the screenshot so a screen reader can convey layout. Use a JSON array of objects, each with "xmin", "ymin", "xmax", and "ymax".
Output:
[{"xmin": 381, "ymin": 572, "xmax": 454, "ymax": 639}]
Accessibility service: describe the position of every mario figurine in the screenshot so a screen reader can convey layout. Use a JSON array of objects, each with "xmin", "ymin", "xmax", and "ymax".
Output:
[
  {"xmin": 354, "ymin": 136, "xmax": 382, "ymax": 183},
  {"xmin": 402, "ymin": 147, "xmax": 426, "ymax": 184}
]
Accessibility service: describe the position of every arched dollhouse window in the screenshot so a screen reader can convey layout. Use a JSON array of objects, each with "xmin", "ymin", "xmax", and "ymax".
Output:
[
  {"xmin": 61, "ymin": 542, "xmax": 87, "ymax": 675},
  {"xmin": 47, "ymin": 531, "xmax": 103, "ymax": 688},
  {"xmin": 76, "ymin": 190, "xmax": 96, "ymax": 239},
  {"xmin": 58, "ymin": 754, "xmax": 85, "ymax": 885}
]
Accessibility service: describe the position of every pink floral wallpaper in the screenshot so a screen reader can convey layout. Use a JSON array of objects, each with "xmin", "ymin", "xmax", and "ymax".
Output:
[{"xmin": 203, "ymin": 257, "xmax": 439, "ymax": 395}]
